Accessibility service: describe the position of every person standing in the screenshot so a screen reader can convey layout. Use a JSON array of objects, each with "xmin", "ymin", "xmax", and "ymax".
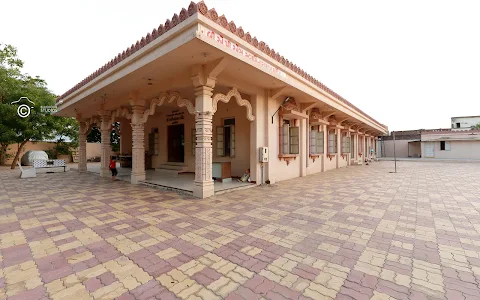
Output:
[{"xmin": 109, "ymin": 157, "xmax": 118, "ymax": 181}]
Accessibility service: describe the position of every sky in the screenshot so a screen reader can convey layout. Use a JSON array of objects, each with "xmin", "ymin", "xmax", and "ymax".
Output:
[{"xmin": 1, "ymin": 0, "xmax": 479, "ymax": 131}]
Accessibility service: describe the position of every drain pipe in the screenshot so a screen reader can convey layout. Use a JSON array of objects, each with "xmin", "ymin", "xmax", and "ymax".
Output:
[{"xmin": 271, "ymin": 97, "xmax": 291, "ymax": 124}]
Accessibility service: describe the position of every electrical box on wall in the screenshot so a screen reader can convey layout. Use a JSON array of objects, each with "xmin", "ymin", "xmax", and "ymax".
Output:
[{"xmin": 259, "ymin": 147, "xmax": 268, "ymax": 162}]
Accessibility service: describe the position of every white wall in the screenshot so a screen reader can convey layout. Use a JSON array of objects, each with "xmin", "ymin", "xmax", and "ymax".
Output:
[
  {"xmin": 424, "ymin": 140, "xmax": 480, "ymax": 160},
  {"xmin": 451, "ymin": 117, "xmax": 480, "ymax": 130}
]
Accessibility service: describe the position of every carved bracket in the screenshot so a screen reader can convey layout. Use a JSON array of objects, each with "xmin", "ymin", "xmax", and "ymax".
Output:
[
  {"xmin": 278, "ymin": 154, "xmax": 297, "ymax": 165},
  {"xmin": 327, "ymin": 154, "xmax": 336, "ymax": 161},
  {"xmin": 212, "ymin": 87, "xmax": 255, "ymax": 121},
  {"xmin": 309, "ymin": 154, "xmax": 320, "ymax": 162},
  {"xmin": 111, "ymin": 107, "xmax": 132, "ymax": 123}
]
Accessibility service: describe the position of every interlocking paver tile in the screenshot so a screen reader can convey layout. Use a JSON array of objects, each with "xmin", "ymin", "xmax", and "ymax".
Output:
[{"xmin": 1, "ymin": 161, "xmax": 480, "ymax": 299}]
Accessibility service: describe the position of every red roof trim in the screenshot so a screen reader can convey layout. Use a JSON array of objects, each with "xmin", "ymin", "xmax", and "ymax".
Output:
[{"xmin": 57, "ymin": 1, "xmax": 386, "ymax": 131}]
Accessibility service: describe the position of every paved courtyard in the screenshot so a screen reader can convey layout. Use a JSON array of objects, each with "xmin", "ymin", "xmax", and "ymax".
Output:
[{"xmin": 1, "ymin": 161, "xmax": 480, "ymax": 300}]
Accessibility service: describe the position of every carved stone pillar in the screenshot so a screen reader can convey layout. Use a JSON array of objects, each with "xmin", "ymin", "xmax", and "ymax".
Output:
[
  {"xmin": 100, "ymin": 114, "xmax": 112, "ymax": 177},
  {"xmin": 78, "ymin": 121, "xmax": 87, "ymax": 172},
  {"xmin": 130, "ymin": 102, "xmax": 146, "ymax": 184},
  {"xmin": 193, "ymin": 86, "xmax": 214, "ymax": 198}
]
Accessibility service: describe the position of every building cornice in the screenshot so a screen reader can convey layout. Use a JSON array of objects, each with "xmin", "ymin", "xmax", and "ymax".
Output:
[{"xmin": 56, "ymin": 0, "xmax": 386, "ymax": 132}]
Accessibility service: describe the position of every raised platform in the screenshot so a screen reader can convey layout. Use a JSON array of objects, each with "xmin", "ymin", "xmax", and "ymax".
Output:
[{"xmin": 69, "ymin": 162, "xmax": 255, "ymax": 195}]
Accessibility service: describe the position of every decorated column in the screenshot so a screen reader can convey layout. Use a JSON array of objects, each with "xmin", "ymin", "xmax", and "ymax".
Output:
[
  {"xmin": 130, "ymin": 99, "xmax": 146, "ymax": 184},
  {"xmin": 78, "ymin": 120, "xmax": 87, "ymax": 172},
  {"xmin": 193, "ymin": 85, "xmax": 214, "ymax": 198},
  {"xmin": 100, "ymin": 113, "xmax": 111, "ymax": 177}
]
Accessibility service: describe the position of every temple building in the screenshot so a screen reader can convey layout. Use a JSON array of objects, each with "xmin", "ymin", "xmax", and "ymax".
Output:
[{"xmin": 54, "ymin": 1, "xmax": 388, "ymax": 198}]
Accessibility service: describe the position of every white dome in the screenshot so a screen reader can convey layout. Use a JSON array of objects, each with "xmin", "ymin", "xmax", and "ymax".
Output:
[{"xmin": 21, "ymin": 150, "xmax": 48, "ymax": 166}]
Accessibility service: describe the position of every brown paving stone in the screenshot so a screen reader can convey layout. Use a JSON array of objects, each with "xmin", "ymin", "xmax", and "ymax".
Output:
[{"xmin": 2, "ymin": 162, "xmax": 480, "ymax": 299}]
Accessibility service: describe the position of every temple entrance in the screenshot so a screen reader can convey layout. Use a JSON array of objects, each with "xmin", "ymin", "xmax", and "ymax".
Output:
[{"xmin": 167, "ymin": 124, "xmax": 184, "ymax": 162}]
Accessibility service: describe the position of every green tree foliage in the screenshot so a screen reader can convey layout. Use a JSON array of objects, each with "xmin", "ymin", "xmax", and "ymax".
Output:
[
  {"xmin": 87, "ymin": 127, "xmax": 101, "ymax": 143},
  {"xmin": 111, "ymin": 122, "xmax": 121, "ymax": 152},
  {"xmin": 87, "ymin": 122, "xmax": 121, "ymax": 153},
  {"xmin": 0, "ymin": 43, "xmax": 78, "ymax": 168}
]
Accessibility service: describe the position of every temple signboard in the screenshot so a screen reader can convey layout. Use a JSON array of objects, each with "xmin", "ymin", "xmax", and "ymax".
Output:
[
  {"xmin": 167, "ymin": 110, "xmax": 184, "ymax": 125},
  {"xmin": 199, "ymin": 25, "xmax": 287, "ymax": 79}
]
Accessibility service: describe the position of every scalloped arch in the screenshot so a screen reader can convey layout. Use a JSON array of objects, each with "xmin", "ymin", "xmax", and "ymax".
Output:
[
  {"xmin": 111, "ymin": 107, "xmax": 132, "ymax": 123},
  {"xmin": 212, "ymin": 88, "xmax": 255, "ymax": 121},
  {"xmin": 80, "ymin": 116, "xmax": 101, "ymax": 135},
  {"xmin": 141, "ymin": 92, "xmax": 195, "ymax": 124}
]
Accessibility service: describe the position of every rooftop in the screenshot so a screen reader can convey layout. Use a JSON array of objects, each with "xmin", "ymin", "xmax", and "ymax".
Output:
[
  {"xmin": 451, "ymin": 115, "xmax": 480, "ymax": 119},
  {"xmin": 56, "ymin": 1, "xmax": 386, "ymax": 130}
]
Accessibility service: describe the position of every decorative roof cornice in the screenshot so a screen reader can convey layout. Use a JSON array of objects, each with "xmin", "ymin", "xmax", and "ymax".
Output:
[
  {"xmin": 56, "ymin": 1, "xmax": 386, "ymax": 131},
  {"xmin": 56, "ymin": 1, "xmax": 201, "ymax": 103}
]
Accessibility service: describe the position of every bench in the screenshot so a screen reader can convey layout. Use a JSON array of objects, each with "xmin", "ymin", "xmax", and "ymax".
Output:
[
  {"xmin": 17, "ymin": 162, "xmax": 36, "ymax": 179},
  {"xmin": 33, "ymin": 159, "xmax": 67, "ymax": 172}
]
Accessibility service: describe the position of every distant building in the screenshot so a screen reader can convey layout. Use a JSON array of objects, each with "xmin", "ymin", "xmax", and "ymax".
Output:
[
  {"xmin": 379, "ymin": 116, "xmax": 480, "ymax": 160},
  {"xmin": 451, "ymin": 116, "xmax": 480, "ymax": 130},
  {"xmin": 421, "ymin": 130, "xmax": 480, "ymax": 160}
]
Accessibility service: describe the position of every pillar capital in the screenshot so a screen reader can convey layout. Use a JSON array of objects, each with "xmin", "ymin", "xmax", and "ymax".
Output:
[
  {"xmin": 194, "ymin": 85, "xmax": 214, "ymax": 97},
  {"xmin": 129, "ymin": 98, "xmax": 146, "ymax": 108},
  {"xmin": 192, "ymin": 74, "xmax": 216, "ymax": 89}
]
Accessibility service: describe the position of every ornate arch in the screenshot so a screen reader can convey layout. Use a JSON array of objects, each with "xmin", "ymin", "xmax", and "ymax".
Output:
[
  {"xmin": 110, "ymin": 107, "xmax": 132, "ymax": 123},
  {"xmin": 80, "ymin": 116, "xmax": 101, "ymax": 135},
  {"xmin": 212, "ymin": 87, "xmax": 255, "ymax": 121},
  {"xmin": 141, "ymin": 91, "xmax": 195, "ymax": 124}
]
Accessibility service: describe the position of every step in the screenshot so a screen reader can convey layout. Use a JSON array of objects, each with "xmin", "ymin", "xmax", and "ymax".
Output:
[
  {"xmin": 156, "ymin": 164, "xmax": 186, "ymax": 171},
  {"xmin": 155, "ymin": 164, "xmax": 188, "ymax": 177}
]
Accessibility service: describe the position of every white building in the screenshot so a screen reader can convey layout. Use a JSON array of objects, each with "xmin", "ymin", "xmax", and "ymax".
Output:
[
  {"xmin": 451, "ymin": 116, "xmax": 480, "ymax": 130},
  {"xmin": 421, "ymin": 130, "xmax": 480, "ymax": 160}
]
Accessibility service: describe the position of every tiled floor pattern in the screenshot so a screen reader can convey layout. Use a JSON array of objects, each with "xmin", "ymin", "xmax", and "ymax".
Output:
[{"xmin": 1, "ymin": 161, "xmax": 480, "ymax": 299}]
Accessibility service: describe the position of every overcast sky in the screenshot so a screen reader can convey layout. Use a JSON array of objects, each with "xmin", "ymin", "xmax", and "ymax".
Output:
[{"xmin": 2, "ymin": 0, "xmax": 479, "ymax": 131}]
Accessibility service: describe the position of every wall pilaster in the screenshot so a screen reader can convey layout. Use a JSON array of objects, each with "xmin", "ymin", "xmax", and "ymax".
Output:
[
  {"xmin": 336, "ymin": 127, "xmax": 341, "ymax": 169},
  {"xmin": 322, "ymin": 124, "xmax": 327, "ymax": 172}
]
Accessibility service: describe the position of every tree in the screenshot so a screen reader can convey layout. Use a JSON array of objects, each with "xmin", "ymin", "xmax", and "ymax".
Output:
[
  {"xmin": 0, "ymin": 44, "xmax": 23, "ymax": 165},
  {"xmin": 111, "ymin": 122, "xmax": 121, "ymax": 152},
  {"xmin": 473, "ymin": 123, "xmax": 480, "ymax": 130},
  {"xmin": 86, "ymin": 122, "xmax": 121, "ymax": 152},
  {"xmin": 0, "ymin": 43, "xmax": 78, "ymax": 168},
  {"xmin": 87, "ymin": 127, "xmax": 101, "ymax": 143}
]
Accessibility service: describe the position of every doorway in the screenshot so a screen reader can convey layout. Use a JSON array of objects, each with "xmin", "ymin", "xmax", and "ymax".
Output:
[
  {"xmin": 424, "ymin": 142, "xmax": 435, "ymax": 158},
  {"xmin": 168, "ymin": 124, "xmax": 184, "ymax": 162}
]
